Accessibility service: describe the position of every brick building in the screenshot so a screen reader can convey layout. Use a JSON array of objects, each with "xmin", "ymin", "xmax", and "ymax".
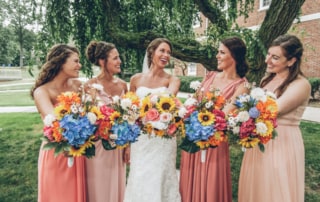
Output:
[{"xmin": 174, "ymin": 0, "xmax": 320, "ymax": 78}]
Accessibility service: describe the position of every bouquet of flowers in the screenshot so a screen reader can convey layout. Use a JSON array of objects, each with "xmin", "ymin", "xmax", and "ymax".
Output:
[
  {"xmin": 97, "ymin": 91, "xmax": 141, "ymax": 150},
  {"xmin": 42, "ymin": 89, "xmax": 104, "ymax": 166},
  {"xmin": 139, "ymin": 92, "xmax": 185, "ymax": 138},
  {"xmin": 227, "ymin": 87, "xmax": 278, "ymax": 152},
  {"xmin": 179, "ymin": 80, "xmax": 228, "ymax": 160}
]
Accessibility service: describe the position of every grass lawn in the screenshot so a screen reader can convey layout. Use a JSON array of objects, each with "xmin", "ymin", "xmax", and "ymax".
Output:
[{"xmin": 0, "ymin": 113, "xmax": 319, "ymax": 201}]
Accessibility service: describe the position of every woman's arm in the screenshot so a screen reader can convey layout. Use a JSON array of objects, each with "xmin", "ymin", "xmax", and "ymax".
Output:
[
  {"xmin": 33, "ymin": 86, "xmax": 54, "ymax": 119},
  {"xmin": 168, "ymin": 76, "xmax": 181, "ymax": 96},
  {"xmin": 277, "ymin": 77, "xmax": 311, "ymax": 116}
]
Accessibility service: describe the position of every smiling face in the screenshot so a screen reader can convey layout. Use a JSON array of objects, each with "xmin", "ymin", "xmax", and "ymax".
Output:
[
  {"xmin": 265, "ymin": 46, "xmax": 296, "ymax": 75},
  {"xmin": 216, "ymin": 43, "xmax": 235, "ymax": 71},
  {"xmin": 61, "ymin": 52, "xmax": 81, "ymax": 78},
  {"xmin": 105, "ymin": 48, "xmax": 121, "ymax": 75},
  {"xmin": 151, "ymin": 42, "xmax": 171, "ymax": 69}
]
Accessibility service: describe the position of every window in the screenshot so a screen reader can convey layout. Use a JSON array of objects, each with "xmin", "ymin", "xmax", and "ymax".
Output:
[
  {"xmin": 259, "ymin": 0, "xmax": 271, "ymax": 10},
  {"xmin": 193, "ymin": 12, "xmax": 201, "ymax": 28},
  {"xmin": 188, "ymin": 63, "xmax": 197, "ymax": 76}
]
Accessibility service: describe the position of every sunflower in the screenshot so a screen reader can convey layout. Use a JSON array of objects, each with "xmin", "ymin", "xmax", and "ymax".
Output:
[
  {"xmin": 69, "ymin": 146, "xmax": 86, "ymax": 157},
  {"xmin": 196, "ymin": 141, "xmax": 210, "ymax": 149},
  {"xmin": 54, "ymin": 105, "xmax": 69, "ymax": 119},
  {"xmin": 110, "ymin": 111, "xmax": 121, "ymax": 123},
  {"xmin": 198, "ymin": 110, "xmax": 215, "ymax": 126},
  {"xmin": 239, "ymin": 137, "xmax": 260, "ymax": 148},
  {"xmin": 156, "ymin": 97, "xmax": 175, "ymax": 113},
  {"xmin": 90, "ymin": 106, "xmax": 104, "ymax": 120},
  {"xmin": 154, "ymin": 129, "xmax": 165, "ymax": 137},
  {"xmin": 140, "ymin": 97, "xmax": 152, "ymax": 117}
]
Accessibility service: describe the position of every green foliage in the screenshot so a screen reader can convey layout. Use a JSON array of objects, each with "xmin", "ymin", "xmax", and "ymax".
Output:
[
  {"xmin": 308, "ymin": 78, "xmax": 320, "ymax": 100},
  {"xmin": 178, "ymin": 76, "xmax": 203, "ymax": 93}
]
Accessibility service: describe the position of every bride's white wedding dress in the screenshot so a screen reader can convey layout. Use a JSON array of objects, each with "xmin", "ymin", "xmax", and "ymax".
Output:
[{"xmin": 124, "ymin": 86, "xmax": 181, "ymax": 202}]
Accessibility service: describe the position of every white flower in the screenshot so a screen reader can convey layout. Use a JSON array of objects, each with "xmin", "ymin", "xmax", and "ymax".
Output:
[
  {"xmin": 122, "ymin": 114, "xmax": 129, "ymax": 121},
  {"xmin": 91, "ymin": 83, "xmax": 104, "ymax": 91},
  {"xmin": 112, "ymin": 95, "xmax": 120, "ymax": 103},
  {"xmin": 150, "ymin": 94, "xmax": 159, "ymax": 104},
  {"xmin": 205, "ymin": 101, "xmax": 213, "ymax": 109},
  {"xmin": 227, "ymin": 117, "xmax": 238, "ymax": 127},
  {"xmin": 131, "ymin": 105, "xmax": 138, "ymax": 112},
  {"xmin": 190, "ymin": 80, "xmax": 201, "ymax": 91},
  {"xmin": 159, "ymin": 112, "xmax": 172, "ymax": 123},
  {"xmin": 43, "ymin": 114, "xmax": 56, "ymax": 127},
  {"xmin": 178, "ymin": 107, "xmax": 187, "ymax": 118},
  {"xmin": 87, "ymin": 112, "xmax": 97, "ymax": 124},
  {"xmin": 110, "ymin": 134, "xmax": 118, "ymax": 140},
  {"xmin": 250, "ymin": 87, "xmax": 267, "ymax": 102},
  {"xmin": 266, "ymin": 91, "xmax": 277, "ymax": 99},
  {"xmin": 70, "ymin": 104, "xmax": 79, "ymax": 113},
  {"xmin": 237, "ymin": 111, "xmax": 250, "ymax": 122},
  {"xmin": 184, "ymin": 97, "xmax": 197, "ymax": 107},
  {"xmin": 150, "ymin": 121, "xmax": 167, "ymax": 130},
  {"xmin": 232, "ymin": 126, "xmax": 240, "ymax": 134},
  {"xmin": 120, "ymin": 98, "xmax": 132, "ymax": 110},
  {"xmin": 84, "ymin": 94, "xmax": 93, "ymax": 102},
  {"xmin": 238, "ymin": 94, "xmax": 251, "ymax": 103},
  {"xmin": 255, "ymin": 122, "xmax": 268, "ymax": 136}
]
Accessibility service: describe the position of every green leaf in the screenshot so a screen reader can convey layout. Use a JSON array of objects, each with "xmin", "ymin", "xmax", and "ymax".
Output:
[
  {"xmin": 179, "ymin": 138, "xmax": 200, "ymax": 153},
  {"xmin": 258, "ymin": 143, "xmax": 265, "ymax": 152},
  {"xmin": 272, "ymin": 130, "xmax": 278, "ymax": 139},
  {"xmin": 101, "ymin": 139, "xmax": 116, "ymax": 150},
  {"xmin": 85, "ymin": 146, "xmax": 96, "ymax": 158}
]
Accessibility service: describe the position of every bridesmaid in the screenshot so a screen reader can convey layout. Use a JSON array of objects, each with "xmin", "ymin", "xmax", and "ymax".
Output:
[
  {"xmin": 179, "ymin": 36, "xmax": 249, "ymax": 202},
  {"xmin": 238, "ymin": 35, "xmax": 311, "ymax": 202},
  {"xmin": 31, "ymin": 44, "xmax": 86, "ymax": 202},
  {"xmin": 85, "ymin": 40, "xmax": 129, "ymax": 202}
]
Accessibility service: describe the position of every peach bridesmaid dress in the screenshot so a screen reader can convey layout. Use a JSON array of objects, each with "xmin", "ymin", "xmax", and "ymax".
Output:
[
  {"xmin": 179, "ymin": 71, "xmax": 247, "ymax": 202},
  {"xmin": 38, "ymin": 143, "xmax": 86, "ymax": 202},
  {"xmin": 85, "ymin": 88, "xmax": 126, "ymax": 202},
  {"xmin": 238, "ymin": 96, "xmax": 308, "ymax": 202}
]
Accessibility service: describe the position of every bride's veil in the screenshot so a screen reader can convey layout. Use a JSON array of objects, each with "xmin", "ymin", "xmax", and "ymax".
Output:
[{"xmin": 142, "ymin": 52, "xmax": 149, "ymax": 73}]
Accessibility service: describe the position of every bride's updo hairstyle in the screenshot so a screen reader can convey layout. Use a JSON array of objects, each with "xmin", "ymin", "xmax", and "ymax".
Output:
[
  {"xmin": 86, "ymin": 41, "xmax": 116, "ymax": 68},
  {"xmin": 30, "ymin": 44, "xmax": 79, "ymax": 98},
  {"xmin": 221, "ymin": 36, "xmax": 249, "ymax": 78},
  {"xmin": 146, "ymin": 38, "xmax": 172, "ymax": 69},
  {"xmin": 260, "ymin": 34, "xmax": 304, "ymax": 97}
]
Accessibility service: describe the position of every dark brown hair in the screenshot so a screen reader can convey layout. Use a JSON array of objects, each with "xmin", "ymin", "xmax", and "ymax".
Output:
[
  {"xmin": 30, "ymin": 44, "xmax": 79, "ymax": 98},
  {"xmin": 86, "ymin": 41, "xmax": 116, "ymax": 67},
  {"xmin": 221, "ymin": 36, "xmax": 249, "ymax": 78},
  {"xmin": 146, "ymin": 38, "xmax": 172, "ymax": 68},
  {"xmin": 260, "ymin": 34, "xmax": 304, "ymax": 97}
]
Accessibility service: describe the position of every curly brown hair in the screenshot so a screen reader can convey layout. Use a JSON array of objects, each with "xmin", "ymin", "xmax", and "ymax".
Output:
[{"xmin": 30, "ymin": 44, "xmax": 79, "ymax": 98}]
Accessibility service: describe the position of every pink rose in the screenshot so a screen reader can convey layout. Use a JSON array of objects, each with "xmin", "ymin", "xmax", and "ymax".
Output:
[
  {"xmin": 100, "ymin": 105, "xmax": 115, "ymax": 117},
  {"xmin": 214, "ymin": 116, "xmax": 227, "ymax": 130},
  {"xmin": 43, "ymin": 126, "xmax": 54, "ymax": 141},
  {"xmin": 167, "ymin": 124, "xmax": 177, "ymax": 136},
  {"xmin": 145, "ymin": 108, "xmax": 160, "ymax": 122},
  {"xmin": 239, "ymin": 118, "xmax": 256, "ymax": 138}
]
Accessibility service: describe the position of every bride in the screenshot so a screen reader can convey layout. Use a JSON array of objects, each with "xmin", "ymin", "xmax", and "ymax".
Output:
[{"xmin": 124, "ymin": 38, "xmax": 181, "ymax": 202}]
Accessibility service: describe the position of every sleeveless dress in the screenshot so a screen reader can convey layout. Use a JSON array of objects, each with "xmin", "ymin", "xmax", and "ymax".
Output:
[
  {"xmin": 38, "ymin": 144, "xmax": 86, "ymax": 202},
  {"xmin": 85, "ymin": 87, "xmax": 126, "ymax": 202},
  {"xmin": 179, "ymin": 71, "xmax": 247, "ymax": 202},
  {"xmin": 124, "ymin": 86, "xmax": 181, "ymax": 202},
  {"xmin": 238, "ymin": 91, "xmax": 308, "ymax": 202}
]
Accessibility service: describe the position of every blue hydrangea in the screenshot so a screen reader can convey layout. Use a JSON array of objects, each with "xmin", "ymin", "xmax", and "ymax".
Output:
[
  {"xmin": 185, "ymin": 111, "xmax": 214, "ymax": 142},
  {"xmin": 249, "ymin": 107, "xmax": 260, "ymax": 118},
  {"xmin": 60, "ymin": 114, "xmax": 96, "ymax": 147},
  {"xmin": 112, "ymin": 121, "xmax": 140, "ymax": 146}
]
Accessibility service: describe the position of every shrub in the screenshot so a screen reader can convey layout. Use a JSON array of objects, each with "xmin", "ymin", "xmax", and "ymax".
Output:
[
  {"xmin": 308, "ymin": 78, "xmax": 320, "ymax": 100},
  {"xmin": 178, "ymin": 76, "xmax": 203, "ymax": 93}
]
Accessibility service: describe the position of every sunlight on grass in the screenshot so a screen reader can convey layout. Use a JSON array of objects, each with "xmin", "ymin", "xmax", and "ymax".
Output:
[{"xmin": 0, "ymin": 92, "xmax": 34, "ymax": 106}]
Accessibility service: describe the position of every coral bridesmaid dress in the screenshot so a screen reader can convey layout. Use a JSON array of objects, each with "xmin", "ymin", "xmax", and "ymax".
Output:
[
  {"xmin": 179, "ymin": 71, "xmax": 247, "ymax": 202},
  {"xmin": 38, "ymin": 143, "xmax": 86, "ymax": 202}
]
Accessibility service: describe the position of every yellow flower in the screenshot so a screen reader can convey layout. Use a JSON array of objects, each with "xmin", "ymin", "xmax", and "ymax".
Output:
[
  {"xmin": 69, "ymin": 145, "xmax": 86, "ymax": 157},
  {"xmin": 239, "ymin": 137, "xmax": 260, "ymax": 148},
  {"xmin": 156, "ymin": 97, "xmax": 175, "ymax": 113},
  {"xmin": 54, "ymin": 105, "xmax": 70, "ymax": 119},
  {"xmin": 140, "ymin": 97, "xmax": 152, "ymax": 117},
  {"xmin": 110, "ymin": 111, "xmax": 121, "ymax": 123},
  {"xmin": 196, "ymin": 141, "xmax": 210, "ymax": 149},
  {"xmin": 198, "ymin": 110, "xmax": 215, "ymax": 126},
  {"xmin": 255, "ymin": 119, "xmax": 274, "ymax": 137},
  {"xmin": 90, "ymin": 106, "xmax": 104, "ymax": 120}
]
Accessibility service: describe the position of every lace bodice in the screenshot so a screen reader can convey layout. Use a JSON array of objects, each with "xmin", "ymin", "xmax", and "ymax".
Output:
[{"xmin": 124, "ymin": 86, "xmax": 181, "ymax": 202}]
